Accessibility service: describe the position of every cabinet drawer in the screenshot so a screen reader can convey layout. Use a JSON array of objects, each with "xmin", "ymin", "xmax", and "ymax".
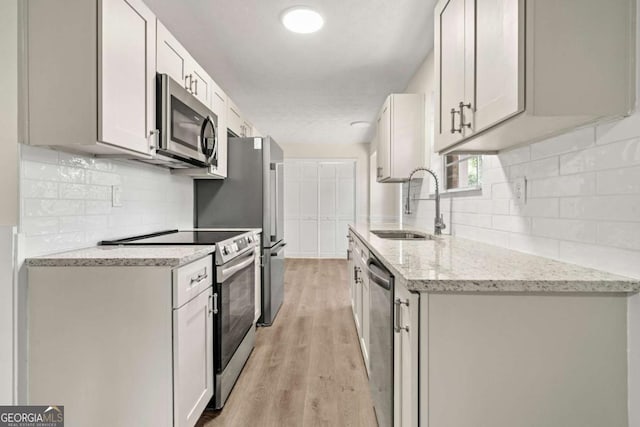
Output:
[{"xmin": 173, "ymin": 256, "xmax": 213, "ymax": 309}]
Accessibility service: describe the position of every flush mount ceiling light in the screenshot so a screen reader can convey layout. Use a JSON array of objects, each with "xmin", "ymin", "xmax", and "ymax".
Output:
[
  {"xmin": 350, "ymin": 121, "xmax": 370, "ymax": 129},
  {"xmin": 281, "ymin": 7, "xmax": 324, "ymax": 34}
]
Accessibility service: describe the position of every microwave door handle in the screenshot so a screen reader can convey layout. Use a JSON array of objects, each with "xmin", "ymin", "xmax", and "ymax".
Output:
[{"xmin": 200, "ymin": 116, "xmax": 215, "ymax": 158}]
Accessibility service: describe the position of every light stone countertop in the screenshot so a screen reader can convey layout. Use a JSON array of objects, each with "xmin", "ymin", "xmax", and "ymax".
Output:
[
  {"xmin": 349, "ymin": 223, "xmax": 640, "ymax": 293},
  {"xmin": 26, "ymin": 228, "xmax": 262, "ymax": 268},
  {"xmin": 26, "ymin": 245, "xmax": 216, "ymax": 268}
]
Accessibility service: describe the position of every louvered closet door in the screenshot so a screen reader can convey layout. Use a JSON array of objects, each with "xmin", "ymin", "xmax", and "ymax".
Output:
[{"xmin": 284, "ymin": 159, "xmax": 355, "ymax": 259}]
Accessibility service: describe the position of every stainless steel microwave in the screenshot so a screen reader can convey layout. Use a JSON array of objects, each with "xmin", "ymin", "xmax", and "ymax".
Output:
[{"xmin": 156, "ymin": 73, "xmax": 218, "ymax": 168}]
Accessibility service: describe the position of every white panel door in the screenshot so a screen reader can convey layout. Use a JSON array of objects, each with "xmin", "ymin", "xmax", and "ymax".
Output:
[
  {"xmin": 99, "ymin": 0, "xmax": 155, "ymax": 155},
  {"xmin": 298, "ymin": 220, "xmax": 319, "ymax": 257},
  {"xmin": 283, "ymin": 160, "xmax": 354, "ymax": 258},
  {"xmin": 318, "ymin": 220, "xmax": 337, "ymax": 258}
]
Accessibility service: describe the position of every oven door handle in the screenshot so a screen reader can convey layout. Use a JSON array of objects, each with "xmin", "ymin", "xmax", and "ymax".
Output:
[{"xmin": 218, "ymin": 251, "xmax": 255, "ymax": 283}]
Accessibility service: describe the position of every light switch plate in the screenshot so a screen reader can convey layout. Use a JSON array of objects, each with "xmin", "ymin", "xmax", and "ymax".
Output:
[
  {"xmin": 512, "ymin": 177, "xmax": 527, "ymax": 204},
  {"xmin": 111, "ymin": 185, "xmax": 123, "ymax": 207}
]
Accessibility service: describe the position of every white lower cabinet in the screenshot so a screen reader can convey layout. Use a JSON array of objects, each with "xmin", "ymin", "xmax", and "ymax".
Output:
[
  {"xmin": 28, "ymin": 255, "xmax": 216, "ymax": 427},
  {"xmin": 173, "ymin": 288, "xmax": 214, "ymax": 427},
  {"xmin": 349, "ymin": 231, "xmax": 371, "ymax": 374},
  {"xmin": 394, "ymin": 281, "xmax": 419, "ymax": 427}
]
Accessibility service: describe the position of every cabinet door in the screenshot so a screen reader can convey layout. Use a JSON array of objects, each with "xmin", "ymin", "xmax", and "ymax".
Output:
[
  {"xmin": 394, "ymin": 284, "xmax": 419, "ymax": 427},
  {"xmin": 474, "ymin": 0, "xmax": 524, "ymax": 132},
  {"xmin": 227, "ymin": 99, "xmax": 243, "ymax": 136},
  {"xmin": 435, "ymin": 0, "xmax": 467, "ymax": 152},
  {"xmin": 210, "ymin": 82, "xmax": 227, "ymax": 178},
  {"xmin": 190, "ymin": 61, "xmax": 212, "ymax": 108},
  {"xmin": 376, "ymin": 99, "xmax": 391, "ymax": 181},
  {"xmin": 173, "ymin": 288, "xmax": 214, "ymax": 427},
  {"xmin": 156, "ymin": 21, "xmax": 188, "ymax": 88},
  {"xmin": 99, "ymin": 0, "xmax": 155, "ymax": 155}
]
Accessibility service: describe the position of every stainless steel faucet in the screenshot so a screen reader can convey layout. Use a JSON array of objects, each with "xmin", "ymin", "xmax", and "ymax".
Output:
[{"xmin": 405, "ymin": 167, "xmax": 446, "ymax": 235}]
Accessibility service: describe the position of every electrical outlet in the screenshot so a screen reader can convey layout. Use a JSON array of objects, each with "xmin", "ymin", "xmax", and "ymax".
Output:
[
  {"xmin": 513, "ymin": 177, "xmax": 527, "ymax": 204},
  {"xmin": 111, "ymin": 185, "xmax": 123, "ymax": 207}
]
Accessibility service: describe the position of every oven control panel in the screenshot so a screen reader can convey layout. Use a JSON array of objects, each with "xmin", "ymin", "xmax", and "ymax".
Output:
[{"xmin": 215, "ymin": 232, "xmax": 259, "ymax": 265}]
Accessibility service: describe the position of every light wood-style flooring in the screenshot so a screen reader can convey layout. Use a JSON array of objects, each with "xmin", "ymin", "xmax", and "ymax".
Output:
[{"xmin": 197, "ymin": 258, "xmax": 377, "ymax": 427}]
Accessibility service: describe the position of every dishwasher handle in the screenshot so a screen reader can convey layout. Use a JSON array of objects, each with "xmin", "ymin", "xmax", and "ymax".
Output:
[{"xmin": 367, "ymin": 258, "xmax": 393, "ymax": 290}]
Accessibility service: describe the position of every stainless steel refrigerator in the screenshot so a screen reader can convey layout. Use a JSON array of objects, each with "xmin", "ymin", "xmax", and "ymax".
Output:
[{"xmin": 195, "ymin": 136, "xmax": 285, "ymax": 326}]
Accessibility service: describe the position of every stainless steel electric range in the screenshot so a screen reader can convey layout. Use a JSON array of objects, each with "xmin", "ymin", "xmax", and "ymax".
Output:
[{"xmin": 101, "ymin": 229, "xmax": 260, "ymax": 409}]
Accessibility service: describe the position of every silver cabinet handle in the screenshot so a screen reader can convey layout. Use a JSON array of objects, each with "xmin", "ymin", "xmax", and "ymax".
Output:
[
  {"xmin": 450, "ymin": 108, "xmax": 461, "ymax": 134},
  {"xmin": 208, "ymin": 293, "xmax": 213, "ymax": 316},
  {"xmin": 376, "ymin": 166, "xmax": 383, "ymax": 178},
  {"xmin": 194, "ymin": 78, "xmax": 198, "ymax": 96},
  {"xmin": 190, "ymin": 269, "xmax": 208, "ymax": 285},
  {"xmin": 185, "ymin": 74, "xmax": 194, "ymax": 93},
  {"xmin": 459, "ymin": 101, "xmax": 472, "ymax": 130},
  {"xmin": 394, "ymin": 298, "xmax": 410, "ymax": 333},
  {"xmin": 212, "ymin": 292, "xmax": 218, "ymax": 315},
  {"xmin": 148, "ymin": 129, "xmax": 159, "ymax": 151}
]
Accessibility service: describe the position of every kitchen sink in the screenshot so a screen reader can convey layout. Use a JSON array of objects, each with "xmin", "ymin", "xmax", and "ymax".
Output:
[{"xmin": 370, "ymin": 230, "xmax": 434, "ymax": 240}]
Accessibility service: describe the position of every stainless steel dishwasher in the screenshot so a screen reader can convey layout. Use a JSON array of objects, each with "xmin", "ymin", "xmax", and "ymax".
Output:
[{"xmin": 367, "ymin": 255, "xmax": 394, "ymax": 427}]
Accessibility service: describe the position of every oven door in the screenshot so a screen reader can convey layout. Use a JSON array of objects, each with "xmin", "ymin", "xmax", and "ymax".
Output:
[
  {"xmin": 214, "ymin": 249, "xmax": 256, "ymax": 372},
  {"xmin": 157, "ymin": 73, "xmax": 218, "ymax": 167}
]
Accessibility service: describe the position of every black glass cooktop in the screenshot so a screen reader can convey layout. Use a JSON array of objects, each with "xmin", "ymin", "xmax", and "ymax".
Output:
[{"xmin": 100, "ymin": 230, "xmax": 246, "ymax": 246}]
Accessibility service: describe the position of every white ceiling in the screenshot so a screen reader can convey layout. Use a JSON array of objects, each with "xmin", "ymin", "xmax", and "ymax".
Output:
[{"xmin": 145, "ymin": 0, "xmax": 436, "ymax": 144}]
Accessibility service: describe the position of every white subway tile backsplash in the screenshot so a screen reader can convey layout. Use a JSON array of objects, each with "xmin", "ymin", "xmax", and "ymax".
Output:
[
  {"xmin": 85, "ymin": 200, "xmax": 112, "ymax": 215},
  {"xmin": 528, "ymin": 173, "xmax": 596, "ymax": 198},
  {"xmin": 529, "ymin": 127, "xmax": 595, "ymax": 160},
  {"xmin": 509, "ymin": 198, "xmax": 559, "ymax": 218},
  {"xmin": 560, "ymin": 195, "xmax": 640, "ymax": 222},
  {"xmin": 597, "ymin": 222, "xmax": 640, "ymax": 251},
  {"xmin": 24, "ymin": 199, "xmax": 84, "ymax": 217},
  {"xmin": 19, "ymin": 146, "xmax": 193, "ymax": 257},
  {"xmin": 404, "ymin": 113, "xmax": 639, "ymax": 281},
  {"xmin": 452, "ymin": 212, "xmax": 492, "ymax": 228},
  {"xmin": 508, "ymin": 233, "xmax": 560, "ymax": 259},
  {"xmin": 531, "ymin": 218, "xmax": 597, "ymax": 244},
  {"xmin": 596, "ymin": 165, "xmax": 640, "ymax": 195},
  {"xmin": 453, "ymin": 224, "xmax": 510, "ymax": 248},
  {"xmin": 86, "ymin": 170, "xmax": 121, "ymax": 186},
  {"xmin": 491, "ymin": 215, "xmax": 531, "ymax": 234},
  {"xmin": 509, "ymin": 157, "xmax": 559, "ymax": 180},
  {"xmin": 22, "ymin": 180, "xmax": 58, "ymax": 199},
  {"xmin": 559, "ymin": 138, "xmax": 640, "ymax": 174},
  {"xmin": 21, "ymin": 217, "xmax": 58, "ymax": 236}
]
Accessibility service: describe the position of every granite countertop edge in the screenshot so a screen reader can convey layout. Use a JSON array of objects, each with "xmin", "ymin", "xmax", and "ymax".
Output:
[
  {"xmin": 349, "ymin": 224, "xmax": 640, "ymax": 294},
  {"xmin": 26, "ymin": 245, "xmax": 217, "ymax": 268}
]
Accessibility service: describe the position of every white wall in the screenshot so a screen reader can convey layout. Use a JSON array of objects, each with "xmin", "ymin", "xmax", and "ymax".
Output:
[
  {"xmin": 280, "ymin": 143, "xmax": 370, "ymax": 223},
  {"xmin": 19, "ymin": 146, "xmax": 194, "ymax": 257},
  {"xmin": 401, "ymin": 33, "xmax": 640, "ymax": 427},
  {"xmin": 0, "ymin": 0, "xmax": 19, "ymax": 404}
]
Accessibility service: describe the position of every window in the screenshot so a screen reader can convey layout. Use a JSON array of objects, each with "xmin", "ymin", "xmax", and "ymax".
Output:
[{"xmin": 443, "ymin": 155, "xmax": 481, "ymax": 191}]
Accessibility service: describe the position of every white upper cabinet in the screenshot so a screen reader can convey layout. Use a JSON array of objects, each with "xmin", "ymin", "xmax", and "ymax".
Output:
[
  {"xmin": 376, "ymin": 94, "xmax": 425, "ymax": 182},
  {"xmin": 157, "ymin": 21, "xmax": 228, "ymax": 178},
  {"xmin": 156, "ymin": 21, "xmax": 189, "ymax": 88},
  {"xmin": 156, "ymin": 22, "xmax": 213, "ymax": 109},
  {"xmin": 227, "ymin": 97, "xmax": 254, "ymax": 137},
  {"xmin": 25, "ymin": 0, "xmax": 156, "ymax": 158},
  {"xmin": 435, "ymin": 0, "xmax": 635, "ymax": 154}
]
